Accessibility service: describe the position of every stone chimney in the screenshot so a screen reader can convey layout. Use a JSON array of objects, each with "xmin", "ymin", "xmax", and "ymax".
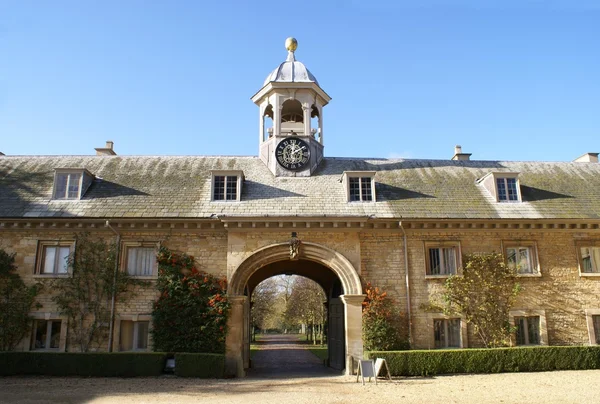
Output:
[
  {"xmin": 95, "ymin": 141, "xmax": 117, "ymax": 156},
  {"xmin": 573, "ymin": 152, "xmax": 599, "ymax": 163},
  {"xmin": 451, "ymin": 145, "xmax": 471, "ymax": 161}
]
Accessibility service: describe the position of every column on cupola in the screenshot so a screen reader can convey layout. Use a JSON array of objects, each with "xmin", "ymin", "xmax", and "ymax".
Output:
[
  {"xmin": 303, "ymin": 103, "xmax": 311, "ymax": 138},
  {"xmin": 259, "ymin": 103, "xmax": 265, "ymax": 143},
  {"xmin": 318, "ymin": 105, "xmax": 324, "ymax": 144},
  {"xmin": 274, "ymin": 95, "xmax": 282, "ymax": 137}
]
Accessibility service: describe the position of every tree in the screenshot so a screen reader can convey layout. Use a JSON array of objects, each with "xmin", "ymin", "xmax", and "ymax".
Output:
[
  {"xmin": 51, "ymin": 233, "xmax": 139, "ymax": 352},
  {"xmin": 362, "ymin": 283, "xmax": 409, "ymax": 351},
  {"xmin": 285, "ymin": 277, "xmax": 326, "ymax": 344},
  {"xmin": 151, "ymin": 246, "xmax": 229, "ymax": 353},
  {"xmin": 0, "ymin": 248, "xmax": 40, "ymax": 351},
  {"xmin": 251, "ymin": 277, "xmax": 283, "ymax": 337},
  {"xmin": 442, "ymin": 252, "xmax": 520, "ymax": 348}
]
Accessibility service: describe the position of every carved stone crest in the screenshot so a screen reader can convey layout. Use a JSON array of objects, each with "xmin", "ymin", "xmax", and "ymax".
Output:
[{"xmin": 289, "ymin": 234, "xmax": 301, "ymax": 260}]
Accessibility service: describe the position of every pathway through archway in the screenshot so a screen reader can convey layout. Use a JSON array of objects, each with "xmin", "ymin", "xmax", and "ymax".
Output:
[{"xmin": 248, "ymin": 334, "xmax": 340, "ymax": 378}]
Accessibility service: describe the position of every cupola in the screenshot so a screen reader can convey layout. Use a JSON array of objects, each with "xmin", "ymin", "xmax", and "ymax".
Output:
[{"xmin": 252, "ymin": 38, "xmax": 331, "ymax": 177}]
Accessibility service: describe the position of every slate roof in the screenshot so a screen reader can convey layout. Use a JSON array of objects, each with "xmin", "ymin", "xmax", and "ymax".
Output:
[{"xmin": 1, "ymin": 155, "xmax": 600, "ymax": 220}]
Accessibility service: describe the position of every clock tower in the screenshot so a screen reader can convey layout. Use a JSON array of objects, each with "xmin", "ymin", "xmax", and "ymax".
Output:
[{"xmin": 251, "ymin": 38, "xmax": 331, "ymax": 177}]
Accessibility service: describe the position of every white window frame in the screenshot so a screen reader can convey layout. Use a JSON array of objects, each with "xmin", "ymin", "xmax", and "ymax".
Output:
[
  {"xmin": 428, "ymin": 313, "xmax": 468, "ymax": 349},
  {"xmin": 211, "ymin": 170, "xmax": 244, "ymax": 202},
  {"xmin": 34, "ymin": 240, "xmax": 74, "ymax": 277},
  {"xmin": 585, "ymin": 309, "xmax": 600, "ymax": 345},
  {"xmin": 424, "ymin": 241, "xmax": 461, "ymax": 278},
  {"xmin": 577, "ymin": 243, "xmax": 600, "ymax": 277},
  {"xmin": 122, "ymin": 242, "xmax": 159, "ymax": 279},
  {"xmin": 477, "ymin": 172, "xmax": 522, "ymax": 203},
  {"xmin": 502, "ymin": 241, "xmax": 541, "ymax": 277},
  {"xmin": 52, "ymin": 169, "xmax": 93, "ymax": 200},
  {"xmin": 28, "ymin": 313, "xmax": 67, "ymax": 352},
  {"xmin": 510, "ymin": 309, "xmax": 548, "ymax": 346},
  {"xmin": 114, "ymin": 314, "xmax": 152, "ymax": 352},
  {"xmin": 342, "ymin": 171, "xmax": 376, "ymax": 203}
]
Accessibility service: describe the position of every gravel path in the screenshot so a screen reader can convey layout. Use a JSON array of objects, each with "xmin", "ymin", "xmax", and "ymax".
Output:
[{"xmin": 1, "ymin": 335, "xmax": 599, "ymax": 404}]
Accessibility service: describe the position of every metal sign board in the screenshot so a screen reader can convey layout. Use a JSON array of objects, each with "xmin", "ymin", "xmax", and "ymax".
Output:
[{"xmin": 356, "ymin": 360, "xmax": 377, "ymax": 385}]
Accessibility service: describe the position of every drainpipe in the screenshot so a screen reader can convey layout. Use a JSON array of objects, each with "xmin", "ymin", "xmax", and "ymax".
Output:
[
  {"xmin": 399, "ymin": 221, "xmax": 412, "ymax": 346},
  {"xmin": 105, "ymin": 220, "xmax": 121, "ymax": 353}
]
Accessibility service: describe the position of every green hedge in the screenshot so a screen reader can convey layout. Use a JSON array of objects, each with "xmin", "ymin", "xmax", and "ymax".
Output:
[
  {"xmin": 367, "ymin": 346, "xmax": 600, "ymax": 376},
  {"xmin": 0, "ymin": 352, "xmax": 168, "ymax": 377},
  {"xmin": 174, "ymin": 353, "xmax": 225, "ymax": 378}
]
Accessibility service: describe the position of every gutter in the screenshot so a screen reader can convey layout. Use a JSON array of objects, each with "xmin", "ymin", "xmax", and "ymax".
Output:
[
  {"xmin": 399, "ymin": 221, "xmax": 412, "ymax": 346},
  {"xmin": 105, "ymin": 220, "xmax": 121, "ymax": 353}
]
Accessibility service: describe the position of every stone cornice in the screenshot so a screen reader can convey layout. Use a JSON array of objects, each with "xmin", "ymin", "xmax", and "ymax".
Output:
[{"xmin": 0, "ymin": 217, "xmax": 599, "ymax": 233}]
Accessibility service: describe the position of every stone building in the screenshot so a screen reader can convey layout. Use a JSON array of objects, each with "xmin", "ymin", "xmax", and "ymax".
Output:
[{"xmin": 1, "ymin": 38, "xmax": 600, "ymax": 377}]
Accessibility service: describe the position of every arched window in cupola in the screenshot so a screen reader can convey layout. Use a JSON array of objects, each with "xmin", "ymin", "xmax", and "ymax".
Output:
[
  {"xmin": 281, "ymin": 99, "xmax": 304, "ymax": 135},
  {"xmin": 263, "ymin": 104, "xmax": 274, "ymax": 141}
]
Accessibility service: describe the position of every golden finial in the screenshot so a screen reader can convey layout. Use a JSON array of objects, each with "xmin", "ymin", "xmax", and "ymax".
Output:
[{"xmin": 285, "ymin": 37, "xmax": 298, "ymax": 52}]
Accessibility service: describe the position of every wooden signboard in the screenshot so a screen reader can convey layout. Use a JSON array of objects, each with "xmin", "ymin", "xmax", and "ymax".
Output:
[
  {"xmin": 356, "ymin": 360, "xmax": 377, "ymax": 385},
  {"xmin": 374, "ymin": 358, "xmax": 391, "ymax": 380}
]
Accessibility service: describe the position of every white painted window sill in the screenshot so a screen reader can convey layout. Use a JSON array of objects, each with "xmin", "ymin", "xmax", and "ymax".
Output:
[
  {"xmin": 580, "ymin": 272, "xmax": 600, "ymax": 277},
  {"xmin": 425, "ymin": 274, "xmax": 454, "ymax": 280},
  {"xmin": 516, "ymin": 273, "xmax": 542, "ymax": 278}
]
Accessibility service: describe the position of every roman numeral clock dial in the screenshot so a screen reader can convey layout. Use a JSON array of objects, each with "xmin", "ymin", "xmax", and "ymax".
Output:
[{"xmin": 275, "ymin": 137, "xmax": 311, "ymax": 171}]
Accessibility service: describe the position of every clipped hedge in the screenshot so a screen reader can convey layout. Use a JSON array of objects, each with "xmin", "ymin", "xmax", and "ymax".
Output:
[
  {"xmin": 174, "ymin": 353, "xmax": 225, "ymax": 378},
  {"xmin": 367, "ymin": 346, "xmax": 600, "ymax": 376},
  {"xmin": 0, "ymin": 352, "xmax": 168, "ymax": 377}
]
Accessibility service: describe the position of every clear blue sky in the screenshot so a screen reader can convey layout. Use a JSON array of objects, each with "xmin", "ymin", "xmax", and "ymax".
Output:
[{"xmin": 1, "ymin": 1, "xmax": 598, "ymax": 161}]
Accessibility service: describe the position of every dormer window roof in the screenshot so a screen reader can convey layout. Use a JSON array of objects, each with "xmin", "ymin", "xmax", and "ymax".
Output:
[
  {"xmin": 342, "ymin": 171, "xmax": 376, "ymax": 203},
  {"xmin": 211, "ymin": 170, "xmax": 244, "ymax": 202},
  {"xmin": 52, "ymin": 169, "xmax": 94, "ymax": 200},
  {"xmin": 477, "ymin": 172, "xmax": 522, "ymax": 203}
]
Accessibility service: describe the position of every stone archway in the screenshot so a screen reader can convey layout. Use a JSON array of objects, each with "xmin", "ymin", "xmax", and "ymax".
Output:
[{"xmin": 225, "ymin": 242, "xmax": 365, "ymax": 377}]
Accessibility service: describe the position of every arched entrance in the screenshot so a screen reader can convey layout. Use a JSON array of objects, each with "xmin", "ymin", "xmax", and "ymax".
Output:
[{"xmin": 225, "ymin": 242, "xmax": 365, "ymax": 377}]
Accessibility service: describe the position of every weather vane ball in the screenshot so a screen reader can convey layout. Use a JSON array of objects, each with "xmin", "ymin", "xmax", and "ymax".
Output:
[{"xmin": 285, "ymin": 37, "xmax": 298, "ymax": 52}]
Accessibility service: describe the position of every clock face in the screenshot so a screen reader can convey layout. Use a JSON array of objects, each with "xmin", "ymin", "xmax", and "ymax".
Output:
[{"xmin": 276, "ymin": 137, "xmax": 311, "ymax": 171}]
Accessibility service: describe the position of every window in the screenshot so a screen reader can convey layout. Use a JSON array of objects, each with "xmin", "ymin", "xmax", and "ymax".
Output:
[
  {"xmin": 505, "ymin": 244, "xmax": 538, "ymax": 275},
  {"xmin": 342, "ymin": 171, "xmax": 376, "ymax": 203},
  {"xmin": 477, "ymin": 172, "xmax": 522, "ymax": 203},
  {"xmin": 425, "ymin": 243, "xmax": 459, "ymax": 276},
  {"xmin": 496, "ymin": 178, "xmax": 519, "ymax": 202},
  {"xmin": 53, "ymin": 172, "xmax": 82, "ymax": 199},
  {"xmin": 515, "ymin": 316, "xmax": 540, "ymax": 345},
  {"xmin": 122, "ymin": 242, "xmax": 158, "ymax": 277},
  {"xmin": 36, "ymin": 241, "xmax": 73, "ymax": 275},
  {"xmin": 585, "ymin": 309, "xmax": 600, "ymax": 345},
  {"xmin": 594, "ymin": 316, "xmax": 600, "ymax": 345},
  {"xmin": 434, "ymin": 319, "xmax": 461, "ymax": 348},
  {"xmin": 349, "ymin": 177, "xmax": 373, "ymax": 202},
  {"xmin": 211, "ymin": 171, "xmax": 243, "ymax": 202},
  {"xmin": 580, "ymin": 247, "xmax": 600, "ymax": 273},
  {"xmin": 119, "ymin": 320, "xmax": 149, "ymax": 351},
  {"xmin": 31, "ymin": 320, "xmax": 62, "ymax": 350}
]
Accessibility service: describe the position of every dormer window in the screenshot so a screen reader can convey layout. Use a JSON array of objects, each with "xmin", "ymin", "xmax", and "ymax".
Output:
[
  {"xmin": 211, "ymin": 170, "xmax": 244, "ymax": 202},
  {"xmin": 52, "ymin": 169, "xmax": 94, "ymax": 200},
  {"xmin": 477, "ymin": 172, "xmax": 522, "ymax": 203},
  {"xmin": 342, "ymin": 171, "xmax": 376, "ymax": 202}
]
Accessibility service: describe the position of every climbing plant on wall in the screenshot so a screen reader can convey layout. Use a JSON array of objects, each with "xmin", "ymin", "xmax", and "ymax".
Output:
[
  {"xmin": 362, "ymin": 283, "xmax": 410, "ymax": 351},
  {"xmin": 151, "ymin": 246, "xmax": 230, "ymax": 353}
]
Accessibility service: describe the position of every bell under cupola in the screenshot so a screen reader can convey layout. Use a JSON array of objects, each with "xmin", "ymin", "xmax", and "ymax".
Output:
[{"xmin": 251, "ymin": 38, "xmax": 331, "ymax": 177}]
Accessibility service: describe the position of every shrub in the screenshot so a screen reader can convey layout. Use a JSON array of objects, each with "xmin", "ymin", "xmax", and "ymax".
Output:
[
  {"xmin": 366, "ymin": 346, "xmax": 600, "ymax": 376},
  {"xmin": 0, "ymin": 352, "xmax": 167, "ymax": 377},
  {"xmin": 174, "ymin": 353, "xmax": 225, "ymax": 378},
  {"xmin": 362, "ymin": 283, "xmax": 409, "ymax": 351},
  {"xmin": 152, "ymin": 246, "xmax": 230, "ymax": 353}
]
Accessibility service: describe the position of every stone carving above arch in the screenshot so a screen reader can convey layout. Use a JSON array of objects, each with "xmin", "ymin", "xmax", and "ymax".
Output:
[{"xmin": 229, "ymin": 241, "xmax": 362, "ymax": 296}]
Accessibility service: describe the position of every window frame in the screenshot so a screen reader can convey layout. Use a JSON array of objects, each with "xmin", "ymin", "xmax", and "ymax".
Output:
[
  {"xmin": 424, "ymin": 241, "xmax": 462, "ymax": 278},
  {"xmin": 114, "ymin": 314, "xmax": 152, "ymax": 352},
  {"xmin": 52, "ymin": 168, "xmax": 93, "ymax": 200},
  {"xmin": 510, "ymin": 309, "xmax": 548, "ymax": 346},
  {"xmin": 34, "ymin": 240, "xmax": 75, "ymax": 277},
  {"xmin": 121, "ymin": 241, "xmax": 159, "ymax": 279},
  {"xmin": 29, "ymin": 313, "xmax": 67, "ymax": 352},
  {"xmin": 576, "ymin": 241, "xmax": 600, "ymax": 277},
  {"xmin": 502, "ymin": 241, "xmax": 541, "ymax": 277},
  {"xmin": 585, "ymin": 309, "xmax": 600, "ymax": 345},
  {"xmin": 342, "ymin": 171, "xmax": 376, "ymax": 203},
  {"xmin": 477, "ymin": 172, "xmax": 522, "ymax": 203},
  {"xmin": 428, "ymin": 313, "xmax": 468, "ymax": 349},
  {"xmin": 210, "ymin": 170, "xmax": 244, "ymax": 202}
]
